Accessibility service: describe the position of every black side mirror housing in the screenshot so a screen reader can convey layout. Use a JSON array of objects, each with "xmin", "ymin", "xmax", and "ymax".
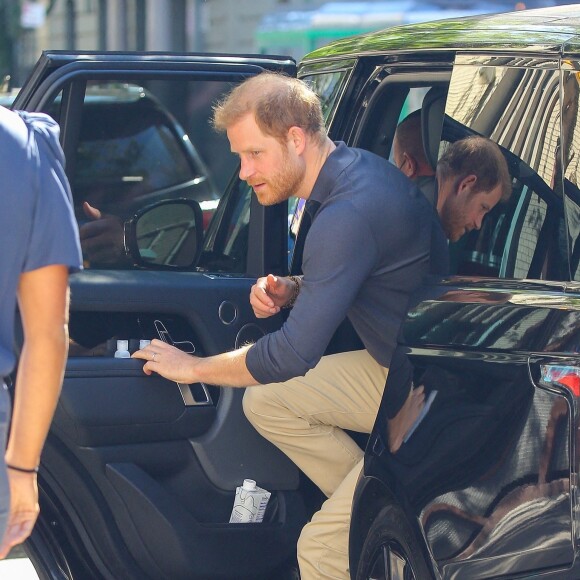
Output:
[{"xmin": 124, "ymin": 198, "xmax": 203, "ymax": 270}]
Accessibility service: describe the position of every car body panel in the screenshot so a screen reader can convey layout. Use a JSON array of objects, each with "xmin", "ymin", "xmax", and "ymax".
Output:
[
  {"xmin": 353, "ymin": 277, "xmax": 580, "ymax": 578},
  {"xmin": 293, "ymin": 5, "xmax": 580, "ymax": 579}
]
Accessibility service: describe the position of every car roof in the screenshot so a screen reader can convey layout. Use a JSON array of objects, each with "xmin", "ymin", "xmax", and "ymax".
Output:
[{"xmin": 301, "ymin": 4, "xmax": 580, "ymax": 62}]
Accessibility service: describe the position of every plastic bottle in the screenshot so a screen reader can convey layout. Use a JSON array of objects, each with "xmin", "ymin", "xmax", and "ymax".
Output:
[{"xmin": 114, "ymin": 339, "xmax": 131, "ymax": 358}]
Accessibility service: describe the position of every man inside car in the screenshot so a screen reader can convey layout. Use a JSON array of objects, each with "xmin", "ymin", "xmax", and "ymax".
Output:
[
  {"xmin": 133, "ymin": 72, "xmax": 511, "ymax": 579},
  {"xmin": 393, "ymin": 109, "xmax": 437, "ymax": 203}
]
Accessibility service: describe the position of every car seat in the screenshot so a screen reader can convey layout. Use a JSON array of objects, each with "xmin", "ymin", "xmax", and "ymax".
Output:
[{"xmin": 421, "ymin": 86, "xmax": 449, "ymax": 172}]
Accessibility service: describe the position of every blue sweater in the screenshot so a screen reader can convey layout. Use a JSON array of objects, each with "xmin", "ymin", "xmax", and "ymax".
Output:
[{"xmin": 246, "ymin": 142, "xmax": 447, "ymax": 384}]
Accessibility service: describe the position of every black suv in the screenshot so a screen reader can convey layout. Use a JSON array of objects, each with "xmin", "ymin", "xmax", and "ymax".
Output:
[{"xmin": 7, "ymin": 5, "xmax": 580, "ymax": 579}]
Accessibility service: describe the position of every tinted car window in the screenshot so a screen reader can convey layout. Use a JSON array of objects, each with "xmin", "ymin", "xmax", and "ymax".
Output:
[
  {"xmin": 302, "ymin": 66, "xmax": 352, "ymax": 125},
  {"xmin": 198, "ymin": 179, "xmax": 252, "ymax": 273},
  {"xmin": 74, "ymin": 88, "xmax": 201, "ymax": 216},
  {"xmin": 445, "ymin": 61, "xmax": 568, "ymax": 281},
  {"xmin": 45, "ymin": 79, "xmax": 247, "ymax": 273},
  {"xmin": 561, "ymin": 68, "xmax": 580, "ymax": 280}
]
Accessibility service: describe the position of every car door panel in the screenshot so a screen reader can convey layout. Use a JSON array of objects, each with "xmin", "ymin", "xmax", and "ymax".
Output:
[
  {"xmin": 41, "ymin": 269, "xmax": 305, "ymax": 580},
  {"xmin": 56, "ymin": 358, "xmax": 215, "ymax": 446},
  {"xmin": 64, "ymin": 270, "xmax": 300, "ymax": 488}
]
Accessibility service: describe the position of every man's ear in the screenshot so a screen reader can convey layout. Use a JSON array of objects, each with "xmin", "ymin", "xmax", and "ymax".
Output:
[
  {"xmin": 288, "ymin": 126, "xmax": 306, "ymax": 155},
  {"xmin": 403, "ymin": 153, "xmax": 418, "ymax": 179},
  {"xmin": 457, "ymin": 174, "xmax": 477, "ymax": 196}
]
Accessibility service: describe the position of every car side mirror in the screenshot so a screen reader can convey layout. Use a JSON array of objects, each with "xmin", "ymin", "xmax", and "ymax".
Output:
[{"xmin": 124, "ymin": 198, "xmax": 203, "ymax": 269}]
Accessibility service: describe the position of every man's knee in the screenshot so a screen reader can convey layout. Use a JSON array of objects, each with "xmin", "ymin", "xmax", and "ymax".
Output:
[
  {"xmin": 297, "ymin": 517, "xmax": 322, "ymax": 555},
  {"xmin": 242, "ymin": 387, "xmax": 260, "ymax": 424},
  {"xmin": 242, "ymin": 385, "xmax": 278, "ymax": 427}
]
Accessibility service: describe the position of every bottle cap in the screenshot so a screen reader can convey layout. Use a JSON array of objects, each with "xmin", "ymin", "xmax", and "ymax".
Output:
[
  {"xmin": 242, "ymin": 479, "xmax": 256, "ymax": 491},
  {"xmin": 139, "ymin": 339, "xmax": 151, "ymax": 349},
  {"xmin": 114, "ymin": 340, "xmax": 131, "ymax": 358}
]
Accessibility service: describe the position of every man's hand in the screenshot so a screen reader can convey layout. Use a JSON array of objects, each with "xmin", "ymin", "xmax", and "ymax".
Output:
[
  {"xmin": 249, "ymin": 274, "xmax": 297, "ymax": 318},
  {"xmin": 0, "ymin": 470, "xmax": 39, "ymax": 559},
  {"xmin": 79, "ymin": 202, "xmax": 126, "ymax": 266},
  {"xmin": 132, "ymin": 339, "xmax": 200, "ymax": 384}
]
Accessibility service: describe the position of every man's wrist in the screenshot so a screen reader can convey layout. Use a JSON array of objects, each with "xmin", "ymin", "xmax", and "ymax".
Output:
[
  {"xmin": 186, "ymin": 355, "xmax": 203, "ymax": 384},
  {"xmin": 283, "ymin": 276, "xmax": 302, "ymax": 309},
  {"xmin": 6, "ymin": 462, "xmax": 39, "ymax": 474}
]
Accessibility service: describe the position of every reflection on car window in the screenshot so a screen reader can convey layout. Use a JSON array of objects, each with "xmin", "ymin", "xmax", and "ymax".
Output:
[
  {"xmin": 76, "ymin": 115, "xmax": 196, "ymax": 214},
  {"xmin": 302, "ymin": 67, "xmax": 351, "ymax": 125},
  {"xmin": 445, "ymin": 62, "xmax": 567, "ymax": 281},
  {"xmin": 560, "ymin": 69, "xmax": 580, "ymax": 280},
  {"xmin": 508, "ymin": 188, "xmax": 547, "ymax": 278},
  {"xmin": 51, "ymin": 79, "xmax": 241, "ymax": 271},
  {"xmin": 74, "ymin": 107, "xmax": 195, "ymax": 201}
]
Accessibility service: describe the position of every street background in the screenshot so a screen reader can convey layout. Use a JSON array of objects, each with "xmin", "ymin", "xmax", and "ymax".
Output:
[
  {"xmin": 1, "ymin": 0, "xmax": 563, "ymax": 89},
  {"xmin": 0, "ymin": 546, "xmax": 38, "ymax": 578}
]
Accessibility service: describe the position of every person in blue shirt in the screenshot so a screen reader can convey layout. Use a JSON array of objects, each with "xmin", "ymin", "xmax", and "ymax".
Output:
[{"xmin": 0, "ymin": 107, "xmax": 82, "ymax": 558}]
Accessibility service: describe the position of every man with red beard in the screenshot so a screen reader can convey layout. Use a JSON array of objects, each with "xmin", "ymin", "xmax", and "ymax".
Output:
[{"xmin": 133, "ymin": 72, "xmax": 510, "ymax": 579}]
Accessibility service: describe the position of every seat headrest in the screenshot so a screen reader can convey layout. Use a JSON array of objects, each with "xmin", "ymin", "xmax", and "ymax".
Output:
[{"xmin": 422, "ymin": 87, "xmax": 448, "ymax": 171}]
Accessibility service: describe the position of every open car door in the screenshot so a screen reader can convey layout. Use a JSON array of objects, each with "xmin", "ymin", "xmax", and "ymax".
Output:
[{"xmin": 11, "ymin": 51, "xmax": 307, "ymax": 580}]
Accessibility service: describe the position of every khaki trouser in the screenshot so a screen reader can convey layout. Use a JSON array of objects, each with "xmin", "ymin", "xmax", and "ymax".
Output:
[{"xmin": 243, "ymin": 350, "xmax": 388, "ymax": 579}]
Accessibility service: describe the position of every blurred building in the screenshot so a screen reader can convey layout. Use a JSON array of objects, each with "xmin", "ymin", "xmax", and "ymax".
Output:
[
  {"xmin": 3, "ymin": 0, "xmax": 569, "ymax": 87},
  {"xmin": 7, "ymin": 0, "xmax": 308, "ymax": 86}
]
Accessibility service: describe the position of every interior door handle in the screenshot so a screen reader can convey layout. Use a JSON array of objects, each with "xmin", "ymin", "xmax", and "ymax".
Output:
[
  {"xmin": 154, "ymin": 319, "xmax": 213, "ymax": 406},
  {"xmin": 177, "ymin": 382, "xmax": 213, "ymax": 406}
]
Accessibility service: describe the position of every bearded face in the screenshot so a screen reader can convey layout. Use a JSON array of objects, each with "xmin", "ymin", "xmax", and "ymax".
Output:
[
  {"xmin": 247, "ymin": 145, "xmax": 305, "ymax": 206},
  {"xmin": 227, "ymin": 114, "xmax": 306, "ymax": 206},
  {"xmin": 438, "ymin": 176, "xmax": 503, "ymax": 242}
]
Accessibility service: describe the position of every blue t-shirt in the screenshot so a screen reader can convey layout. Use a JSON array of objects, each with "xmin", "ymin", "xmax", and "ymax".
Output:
[
  {"xmin": 0, "ymin": 107, "xmax": 82, "ymax": 377},
  {"xmin": 246, "ymin": 142, "xmax": 448, "ymax": 384}
]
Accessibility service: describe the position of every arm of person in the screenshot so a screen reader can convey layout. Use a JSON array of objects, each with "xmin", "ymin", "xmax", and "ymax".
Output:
[
  {"xmin": 246, "ymin": 203, "xmax": 380, "ymax": 384},
  {"xmin": 132, "ymin": 340, "xmax": 258, "ymax": 387},
  {"xmin": 134, "ymin": 202, "xmax": 375, "ymax": 386},
  {"xmin": 134, "ymin": 274, "xmax": 300, "ymax": 384},
  {"xmin": 0, "ymin": 264, "xmax": 70, "ymax": 558}
]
